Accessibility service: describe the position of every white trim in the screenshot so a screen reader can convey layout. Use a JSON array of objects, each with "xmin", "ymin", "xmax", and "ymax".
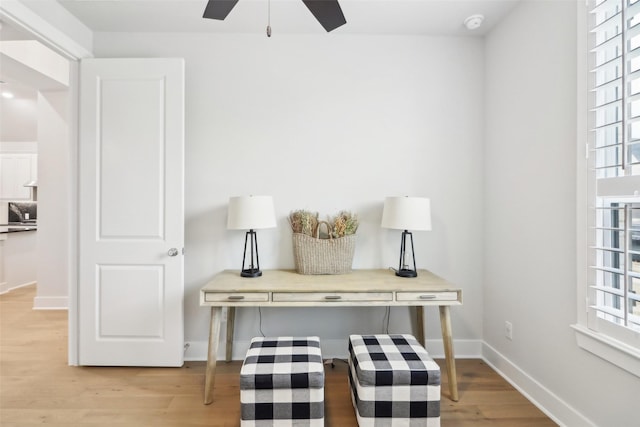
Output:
[
  {"xmin": 576, "ymin": 0, "xmax": 589, "ymax": 330},
  {"xmin": 572, "ymin": 323, "xmax": 640, "ymax": 377},
  {"xmin": 597, "ymin": 176, "xmax": 640, "ymax": 197},
  {"xmin": 183, "ymin": 338, "xmax": 483, "ymax": 362},
  {"xmin": 0, "ymin": 142, "xmax": 38, "ymax": 153},
  {"xmin": 482, "ymin": 342, "xmax": 596, "ymax": 427},
  {"xmin": 67, "ymin": 61, "xmax": 80, "ymax": 366},
  {"xmin": 33, "ymin": 295, "xmax": 68, "ymax": 310},
  {"xmin": 0, "ymin": 0, "xmax": 92, "ymax": 59},
  {"xmin": 0, "ymin": 280, "xmax": 35, "ymax": 295}
]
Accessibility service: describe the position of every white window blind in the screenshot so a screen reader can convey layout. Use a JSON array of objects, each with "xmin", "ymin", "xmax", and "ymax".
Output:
[{"xmin": 589, "ymin": 0, "xmax": 640, "ymax": 343}]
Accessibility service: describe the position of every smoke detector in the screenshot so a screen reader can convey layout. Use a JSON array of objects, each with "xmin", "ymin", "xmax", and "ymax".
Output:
[{"xmin": 464, "ymin": 14, "xmax": 484, "ymax": 30}]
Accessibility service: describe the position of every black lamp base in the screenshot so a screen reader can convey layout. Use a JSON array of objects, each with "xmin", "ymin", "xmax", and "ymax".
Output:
[
  {"xmin": 239, "ymin": 230, "xmax": 262, "ymax": 278},
  {"xmin": 241, "ymin": 268, "xmax": 262, "ymax": 278},
  {"xmin": 396, "ymin": 268, "xmax": 418, "ymax": 278},
  {"xmin": 396, "ymin": 230, "xmax": 419, "ymax": 279}
]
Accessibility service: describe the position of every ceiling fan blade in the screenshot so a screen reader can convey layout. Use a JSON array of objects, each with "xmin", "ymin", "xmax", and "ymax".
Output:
[
  {"xmin": 203, "ymin": 0, "xmax": 239, "ymax": 20},
  {"xmin": 301, "ymin": 0, "xmax": 346, "ymax": 32}
]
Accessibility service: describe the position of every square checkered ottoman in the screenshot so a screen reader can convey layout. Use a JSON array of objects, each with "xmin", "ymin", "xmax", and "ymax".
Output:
[
  {"xmin": 240, "ymin": 336, "xmax": 325, "ymax": 427},
  {"xmin": 348, "ymin": 334, "xmax": 441, "ymax": 427}
]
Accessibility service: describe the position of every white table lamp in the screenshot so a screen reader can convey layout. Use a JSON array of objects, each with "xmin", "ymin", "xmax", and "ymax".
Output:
[
  {"xmin": 381, "ymin": 196, "xmax": 431, "ymax": 278},
  {"xmin": 227, "ymin": 195, "xmax": 276, "ymax": 278}
]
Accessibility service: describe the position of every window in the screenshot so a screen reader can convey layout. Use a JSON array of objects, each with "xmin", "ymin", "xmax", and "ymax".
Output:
[
  {"xmin": 592, "ymin": 202, "xmax": 640, "ymax": 332},
  {"xmin": 581, "ymin": 0, "xmax": 640, "ymax": 371}
]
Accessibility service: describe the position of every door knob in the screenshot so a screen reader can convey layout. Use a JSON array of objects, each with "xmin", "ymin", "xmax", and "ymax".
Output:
[{"xmin": 167, "ymin": 248, "xmax": 179, "ymax": 257}]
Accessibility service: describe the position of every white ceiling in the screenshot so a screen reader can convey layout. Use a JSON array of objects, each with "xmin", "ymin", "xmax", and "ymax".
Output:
[
  {"xmin": 0, "ymin": 77, "xmax": 38, "ymax": 101},
  {"xmin": 0, "ymin": 20, "xmax": 38, "ymax": 100},
  {"xmin": 0, "ymin": 21, "xmax": 64, "ymax": 101},
  {"xmin": 57, "ymin": 0, "xmax": 521, "ymax": 37},
  {"xmin": 0, "ymin": 0, "xmax": 520, "ymax": 100}
]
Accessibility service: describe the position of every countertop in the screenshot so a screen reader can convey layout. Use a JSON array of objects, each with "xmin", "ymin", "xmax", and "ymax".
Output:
[{"xmin": 0, "ymin": 224, "xmax": 38, "ymax": 234}]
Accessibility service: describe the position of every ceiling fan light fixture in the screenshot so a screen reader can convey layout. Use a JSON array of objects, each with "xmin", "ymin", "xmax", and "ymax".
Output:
[{"xmin": 464, "ymin": 14, "xmax": 484, "ymax": 30}]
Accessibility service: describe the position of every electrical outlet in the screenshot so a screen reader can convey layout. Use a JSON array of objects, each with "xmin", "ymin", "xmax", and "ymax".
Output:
[{"xmin": 505, "ymin": 321, "xmax": 513, "ymax": 340}]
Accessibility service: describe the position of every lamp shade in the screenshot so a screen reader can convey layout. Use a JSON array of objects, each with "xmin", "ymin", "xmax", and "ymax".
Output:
[
  {"xmin": 227, "ymin": 195, "xmax": 276, "ymax": 230},
  {"xmin": 381, "ymin": 196, "xmax": 432, "ymax": 231}
]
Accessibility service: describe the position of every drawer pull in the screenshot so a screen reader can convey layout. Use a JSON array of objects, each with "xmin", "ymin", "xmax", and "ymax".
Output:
[
  {"xmin": 227, "ymin": 295, "xmax": 245, "ymax": 300},
  {"xmin": 324, "ymin": 295, "xmax": 342, "ymax": 300},
  {"xmin": 419, "ymin": 295, "xmax": 437, "ymax": 300}
]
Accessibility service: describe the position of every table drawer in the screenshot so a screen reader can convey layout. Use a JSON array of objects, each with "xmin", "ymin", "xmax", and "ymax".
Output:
[
  {"xmin": 204, "ymin": 292, "xmax": 269, "ymax": 303},
  {"xmin": 396, "ymin": 291, "xmax": 459, "ymax": 302},
  {"xmin": 272, "ymin": 292, "xmax": 393, "ymax": 303}
]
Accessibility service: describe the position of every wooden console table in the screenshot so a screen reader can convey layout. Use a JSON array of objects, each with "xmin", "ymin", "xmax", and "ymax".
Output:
[{"xmin": 199, "ymin": 269, "xmax": 462, "ymax": 404}]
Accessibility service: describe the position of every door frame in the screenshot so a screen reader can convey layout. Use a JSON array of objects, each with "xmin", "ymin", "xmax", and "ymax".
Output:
[{"xmin": 0, "ymin": 2, "xmax": 93, "ymax": 365}]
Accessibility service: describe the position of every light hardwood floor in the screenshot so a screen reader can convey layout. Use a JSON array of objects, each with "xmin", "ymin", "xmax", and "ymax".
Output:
[{"xmin": 0, "ymin": 285, "xmax": 557, "ymax": 426}]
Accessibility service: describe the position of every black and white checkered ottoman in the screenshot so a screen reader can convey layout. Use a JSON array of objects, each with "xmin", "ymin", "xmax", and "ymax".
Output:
[
  {"xmin": 240, "ymin": 336, "xmax": 325, "ymax": 427},
  {"xmin": 348, "ymin": 334, "xmax": 441, "ymax": 427}
]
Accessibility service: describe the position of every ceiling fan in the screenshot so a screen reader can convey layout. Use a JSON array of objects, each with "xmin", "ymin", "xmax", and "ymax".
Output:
[{"xmin": 203, "ymin": 0, "xmax": 347, "ymax": 33}]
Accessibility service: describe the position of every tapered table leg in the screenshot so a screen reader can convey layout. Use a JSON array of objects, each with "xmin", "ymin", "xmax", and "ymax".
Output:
[
  {"xmin": 204, "ymin": 306, "xmax": 222, "ymax": 404},
  {"xmin": 225, "ymin": 307, "xmax": 236, "ymax": 362},
  {"xmin": 439, "ymin": 305, "xmax": 459, "ymax": 401}
]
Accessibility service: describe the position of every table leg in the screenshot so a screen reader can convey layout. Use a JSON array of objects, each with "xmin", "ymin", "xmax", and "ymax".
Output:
[
  {"xmin": 439, "ymin": 305, "xmax": 459, "ymax": 401},
  {"xmin": 225, "ymin": 307, "xmax": 236, "ymax": 362},
  {"xmin": 204, "ymin": 306, "xmax": 222, "ymax": 405},
  {"xmin": 416, "ymin": 306, "xmax": 425, "ymax": 345}
]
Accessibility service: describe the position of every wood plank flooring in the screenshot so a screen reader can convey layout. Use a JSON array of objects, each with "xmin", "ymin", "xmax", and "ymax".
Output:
[{"xmin": 0, "ymin": 285, "xmax": 557, "ymax": 426}]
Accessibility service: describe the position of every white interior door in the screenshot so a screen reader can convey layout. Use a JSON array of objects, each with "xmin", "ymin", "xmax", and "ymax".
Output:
[{"xmin": 78, "ymin": 58, "xmax": 184, "ymax": 366}]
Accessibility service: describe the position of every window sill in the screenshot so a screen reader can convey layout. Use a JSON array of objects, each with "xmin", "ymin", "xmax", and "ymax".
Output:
[{"xmin": 571, "ymin": 324, "xmax": 640, "ymax": 378}]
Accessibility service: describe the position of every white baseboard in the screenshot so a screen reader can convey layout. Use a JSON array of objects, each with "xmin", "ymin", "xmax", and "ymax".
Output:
[
  {"xmin": 0, "ymin": 280, "xmax": 35, "ymax": 295},
  {"xmin": 0, "ymin": 283, "xmax": 68, "ymax": 310},
  {"xmin": 481, "ymin": 342, "xmax": 595, "ymax": 427},
  {"xmin": 185, "ymin": 338, "xmax": 593, "ymax": 426},
  {"xmin": 184, "ymin": 338, "xmax": 483, "ymax": 362},
  {"xmin": 33, "ymin": 295, "xmax": 68, "ymax": 310}
]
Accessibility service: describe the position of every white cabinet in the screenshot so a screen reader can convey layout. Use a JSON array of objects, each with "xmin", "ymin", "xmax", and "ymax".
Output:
[
  {"xmin": 0, "ymin": 230, "xmax": 37, "ymax": 293},
  {"xmin": 0, "ymin": 153, "xmax": 37, "ymax": 201}
]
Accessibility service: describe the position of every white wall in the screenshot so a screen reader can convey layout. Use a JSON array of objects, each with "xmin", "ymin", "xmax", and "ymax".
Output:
[
  {"xmin": 93, "ymin": 32, "xmax": 486, "ymax": 358},
  {"xmin": 484, "ymin": 1, "xmax": 640, "ymax": 426},
  {"xmin": 0, "ymin": 98, "xmax": 37, "ymax": 141},
  {"xmin": 34, "ymin": 90, "xmax": 70, "ymax": 309}
]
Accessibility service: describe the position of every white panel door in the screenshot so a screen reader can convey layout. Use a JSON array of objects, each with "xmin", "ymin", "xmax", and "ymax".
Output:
[{"xmin": 78, "ymin": 58, "xmax": 184, "ymax": 366}]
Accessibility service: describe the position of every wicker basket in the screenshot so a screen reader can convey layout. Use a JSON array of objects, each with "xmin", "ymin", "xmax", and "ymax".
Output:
[{"xmin": 292, "ymin": 221, "xmax": 356, "ymax": 275}]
